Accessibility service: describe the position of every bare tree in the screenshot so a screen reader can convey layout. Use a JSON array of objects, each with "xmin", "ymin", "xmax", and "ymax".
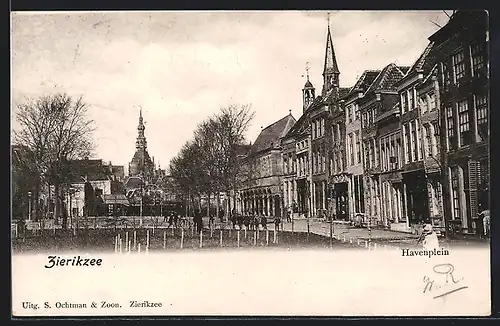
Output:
[
  {"xmin": 169, "ymin": 104, "xmax": 255, "ymax": 219},
  {"xmin": 169, "ymin": 140, "xmax": 207, "ymax": 215},
  {"xmin": 213, "ymin": 105, "xmax": 255, "ymax": 216},
  {"xmin": 13, "ymin": 93, "xmax": 96, "ymax": 228}
]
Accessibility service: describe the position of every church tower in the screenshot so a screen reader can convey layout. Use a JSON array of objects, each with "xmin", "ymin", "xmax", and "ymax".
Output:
[
  {"xmin": 322, "ymin": 17, "xmax": 340, "ymax": 97},
  {"xmin": 136, "ymin": 108, "xmax": 147, "ymax": 151},
  {"xmin": 302, "ymin": 62, "xmax": 315, "ymax": 112},
  {"xmin": 129, "ymin": 108, "xmax": 154, "ymax": 182}
]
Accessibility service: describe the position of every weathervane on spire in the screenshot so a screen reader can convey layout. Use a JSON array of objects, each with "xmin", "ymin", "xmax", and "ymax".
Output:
[
  {"xmin": 305, "ymin": 61, "xmax": 310, "ymax": 81},
  {"xmin": 327, "ymin": 12, "xmax": 330, "ymax": 26}
]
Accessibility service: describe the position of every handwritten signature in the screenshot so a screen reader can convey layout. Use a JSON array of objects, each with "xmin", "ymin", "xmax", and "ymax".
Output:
[{"xmin": 422, "ymin": 263, "xmax": 468, "ymax": 299}]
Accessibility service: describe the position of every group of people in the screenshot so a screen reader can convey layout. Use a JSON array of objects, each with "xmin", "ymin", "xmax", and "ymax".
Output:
[
  {"xmin": 230, "ymin": 214, "xmax": 283, "ymax": 231},
  {"xmin": 164, "ymin": 211, "xmax": 204, "ymax": 233}
]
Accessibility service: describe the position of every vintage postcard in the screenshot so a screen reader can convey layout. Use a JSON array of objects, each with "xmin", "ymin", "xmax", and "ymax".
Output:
[{"xmin": 11, "ymin": 10, "xmax": 491, "ymax": 317}]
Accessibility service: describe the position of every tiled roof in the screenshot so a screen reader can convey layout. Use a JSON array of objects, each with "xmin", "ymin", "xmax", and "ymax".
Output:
[
  {"xmin": 420, "ymin": 64, "xmax": 438, "ymax": 85},
  {"xmin": 124, "ymin": 176, "xmax": 145, "ymax": 189},
  {"xmin": 131, "ymin": 149, "xmax": 153, "ymax": 167},
  {"xmin": 397, "ymin": 66, "xmax": 411, "ymax": 75},
  {"xmin": 285, "ymin": 112, "xmax": 309, "ymax": 138},
  {"xmin": 67, "ymin": 159, "xmax": 112, "ymax": 182},
  {"xmin": 405, "ymin": 42, "xmax": 437, "ymax": 77},
  {"xmin": 345, "ymin": 70, "xmax": 381, "ymax": 99},
  {"xmin": 365, "ymin": 63, "xmax": 407, "ymax": 94},
  {"xmin": 249, "ymin": 114, "xmax": 296, "ymax": 154}
]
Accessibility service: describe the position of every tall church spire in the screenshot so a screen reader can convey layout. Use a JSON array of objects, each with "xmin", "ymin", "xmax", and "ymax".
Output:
[
  {"xmin": 322, "ymin": 13, "xmax": 340, "ymax": 96},
  {"xmin": 136, "ymin": 107, "xmax": 147, "ymax": 150}
]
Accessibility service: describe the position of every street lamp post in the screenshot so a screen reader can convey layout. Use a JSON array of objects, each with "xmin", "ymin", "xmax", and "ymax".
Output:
[{"xmin": 28, "ymin": 191, "xmax": 32, "ymax": 221}]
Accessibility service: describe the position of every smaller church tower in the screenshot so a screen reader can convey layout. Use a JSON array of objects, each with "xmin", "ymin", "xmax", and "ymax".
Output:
[{"xmin": 302, "ymin": 62, "xmax": 315, "ymax": 112}]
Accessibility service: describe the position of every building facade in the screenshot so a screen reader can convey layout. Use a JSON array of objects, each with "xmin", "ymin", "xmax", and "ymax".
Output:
[
  {"xmin": 240, "ymin": 114, "xmax": 296, "ymax": 218},
  {"xmin": 358, "ymin": 63, "xmax": 409, "ymax": 227},
  {"xmin": 430, "ymin": 10, "xmax": 489, "ymax": 234},
  {"xmin": 391, "ymin": 39, "xmax": 446, "ymax": 233},
  {"xmin": 342, "ymin": 71, "xmax": 380, "ymax": 222}
]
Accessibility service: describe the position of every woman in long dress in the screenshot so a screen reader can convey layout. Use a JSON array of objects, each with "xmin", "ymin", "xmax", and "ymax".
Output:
[{"xmin": 421, "ymin": 224, "xmax": 440, "ymax": 250}]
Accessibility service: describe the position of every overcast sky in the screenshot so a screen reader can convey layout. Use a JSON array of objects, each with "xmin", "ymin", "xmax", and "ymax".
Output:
[{"xmin": 11, "ymin": 11, "xmax": 451, "ymax": 173}]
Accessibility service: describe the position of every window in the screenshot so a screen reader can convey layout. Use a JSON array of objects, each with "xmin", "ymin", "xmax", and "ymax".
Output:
[
  {"xmin": 331, "ymin": 126, "xmax": 336, "ymax": 144},
  {"xmin": 470, "ymin": 42, "xmax": 485, "ymax": 76},
  {"xmin": 396, "ymin": 137, "xmax": 402, "ymax": 169},
  {"xmin": 364, "ymin": 141, "xmax": 370, "ymax": 169},
  {"xmin": 408, "ymin": 88, "xmax": 414, "ymax": 110},
  {"xmin": 446, "ymin": 106, "xmax": 457, "ymax": 150},
  {"xmin": 355, "ymin": 131, "xmax": 361, "ymax": 164},
  {"xmin": 401, "ymin": 92, "xmax": 407, "ymax": 113},
  {"xmin": 349, "ymin": 133, "xmax": 354, "ymax": 166},
  {"xmin": 475, "ymin": 94, "xmax": 488, "ymax": 142},
  {"xmin": 419, "ymin": 95, "xmax": 428, "ymax": 114},
  {"xmin": 339, "ymin": 151, "xmax": 344, "ymax": 171},
  {"xmin": 431, "ymin": 122, "xmax": 439, "ymax": 157},
  {"xmin": 322, "ymin": 151, "xmax": 326, "ymax": 173},
  {"xmin": 451, "ymin": 167, "xmax": 461, "ymax": 220},
  {"xmin": 403, "ymin": 124, "xmax": 410, "ymax": 164},
  {"xmin": 452, "ymin": 50, "xmax": 466, "ymax": 84},
  {"xmin": 370, "ymin": 140, "xmax": 375, "ymax": 168},
  {"xmin": 321, "ymin": 118, "xmax": 325, "ymax": 137},
  {"xmin": 458, "ymin": 99, "xmax": 471, "ymax": 147},
  {"xmin": 441, "ymin": 61, "xmax": 451, "ymax": 88},
  {"xmin": 411, "ymin": 121, "xmax": 418, "ymax": 162},
  {"xmin": 380, "ymin": 140, "xmax": 386, "ymax": 171},
  {"xmin": 348, "ymin": 105, "xmax": 353, "ymax": 123},
  {"xmin": 424, "ymin": 124, "xmax": 432, "ymax": 157},
  {"xmin": 428, "ymin": 92, "xmax": 436, "ymax": 111},
  {"xmin": 390, "ymin": 138, "xmax": 396, "ymax": 169},
  {"xmin": 355, "ymin": 104, "xmax": 360, "ymax": 120},
  {"xmin": 478, "ymin": 159, "xmax": 489, "ymax": 190},
  {"xmin": 312, "ymin": 153, "xmax": 316, "ymax": 174},
  {"xmin": 417, "ymin": 119, "xmax": 424, "ymax": 160}
]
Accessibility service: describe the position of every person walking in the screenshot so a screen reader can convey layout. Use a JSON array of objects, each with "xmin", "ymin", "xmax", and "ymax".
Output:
[
  {"xmin": 209, "ymin": 214, "xmax": 215, "ymax": 229},
  {"xmin": 481, "ymin": 209, "xmax": 490, "ymax": 237},
  {"xmin": 418, "ymin": 224, "xmax": 439, "ymax": 250},
  {"xmin": 274, "ymin": 216, "xmax": 281, "ymax": 231},
  {"xmin": 244, "ymin": 215, "xmax": 250, "ymax": 230},
  {"xmin": 194, "ymin": 211, "xmax": 203, "ymax": 234},
  {"xmin": 174, "ymin": 214, "xmax": 179, "ymax": 228},
  {"xmin": 167, "ymin": 212, "xmax": 174, "ymax": 228}
]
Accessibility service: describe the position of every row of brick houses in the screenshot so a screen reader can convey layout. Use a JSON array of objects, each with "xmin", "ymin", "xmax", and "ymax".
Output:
[{"xmin": 238, "ymin": 10, "xmax": 489, "ymax": 234}]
